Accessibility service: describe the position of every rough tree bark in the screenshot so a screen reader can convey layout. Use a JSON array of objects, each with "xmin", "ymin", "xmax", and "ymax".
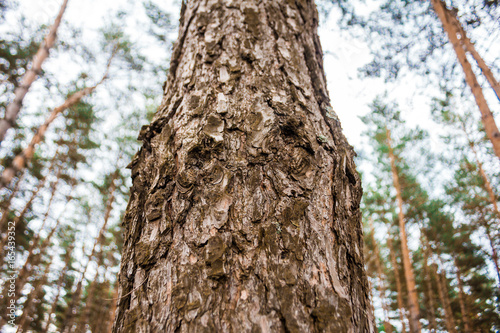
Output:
[
  {"xmin": 113, "ymin": 0, "xmax": 372, "ymax": 332},
  {"xmin": 386, "ymin": 128, "xmax": 421, "ymax": 333}
]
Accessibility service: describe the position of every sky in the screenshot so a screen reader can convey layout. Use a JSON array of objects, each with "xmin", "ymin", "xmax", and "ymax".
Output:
[
  {"xmin": 14, "ymin": 0, "xmax": 499, "ymax": 155},
  {"xmin": 16, "ymin": 0, "xmax": 386, "ymax": 150}
]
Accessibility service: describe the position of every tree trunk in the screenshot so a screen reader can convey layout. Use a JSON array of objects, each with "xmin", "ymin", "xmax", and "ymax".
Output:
[
  {"xmin": 0, "ymin": 174, "xmax": 46, "ymax": 266},
  {"xmin": 0, "ymin": 171, "xmax": 24, "ymax": 231},
  {"xmin": 386, "ymin": 128, "xmax": 421, "ymax": 333},
  {"xmin": 467, "ymin": 140, "xmax": 500, "ymax": 220},
  {"xmin": 387, "ymin": 236, "xmax": 407, "ymax": 333},
  {"xmin": 454, "ymin": 258, "xmax": 471, "ymax": 333},
  {"xmin": 113, "ymin": 0, "xmax": 372, "ymax": 332},
  {"xmin": 0, "ymin": 0, "xmax": 69, "ymax": 144},
  {"xmin": 421, "ymin": 240, "xmax": 437, "ymax": 333},
  {"xmin": 0, "ymin": 56, "xmax": 114, "ymax": 188},
  {"xmin": 431, "ymin": 0, "xmax": 500, "ymax": 159},
  {"xmin": 41, "ymin": 245, "xmax": 74, "ymax": 333},
  {"xmin": 0, "ymin": 174, "xmax": 60, "ymax": 326},
  {"xmin": 483, "ymin": 223, "xmax": 500, "ymax": 287},
  {"xmin": 16, "ymin": 260, "xmax": 52, "ymax": 333},
  {"xmin": 434, "ymin": 265, "xmax": 456, "ymax": 333},
  {"xmin": 74, "ymin": 254, "xmax": 103, "ymax": 333},
  {"xmin": 369, "ymin": 219, "xmax": 392, "ymax": 333},
  {"xmin": 11, "ymin": 217, "xmax": 61, "ymax": 306},
  {"xmin": 445, "ymin": 4, "xmax": 500, "ymax": 102},
  {"xmin": 61, "ymin": 171, "xmax": 118, "ymax": 333}
]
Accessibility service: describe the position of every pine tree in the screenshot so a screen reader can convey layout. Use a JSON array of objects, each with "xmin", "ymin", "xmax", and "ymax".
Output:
[{"xmin": 113, "ymin": 0, "xmax": 373, "ymax": 331}]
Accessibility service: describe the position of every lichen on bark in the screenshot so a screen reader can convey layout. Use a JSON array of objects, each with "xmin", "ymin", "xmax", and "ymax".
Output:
[{"xmin": 113, "ymin": 0, "xmax": 374, "ymax": 332}]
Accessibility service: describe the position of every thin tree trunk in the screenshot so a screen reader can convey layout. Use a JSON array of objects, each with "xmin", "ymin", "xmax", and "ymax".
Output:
[
  {"xmin": 16, "ymin": 260, "xmax": 53, "ymax": 333},
  {"xmin": 73, "ymin": 169, "xmax": 119, "ymax": 333},
  {"xmin": 0, "ymin": 55, "xmax": 114, "ymax": 188},
  {"xmin": 0, "ymin": 173, "xmax": 49, "ymax": 269},
  {"xmin": 369, "ymin": 219, "xmax": 392, "ymax": 333},
  {"xmin": 444, "ymin": 4, "xmax": 500, "ymax": 101},
  {"xmin": 12, "ymin": 217, "xmax": 61, "ymax": 304},
  {"xmin": 40, "ymin": 245, "xmax": 74, "ymax": 333},
  {"xmin": 386, "ymin": 128, "xmax": 421, "ymax": 333},
  {"xmin": 0, "ymin": 171, "xmax": 24, "ymax": 230},
  {"xmin": 113, "ymin": 0, "xmax": 372, "ymax": 332},
  {"xmin": 434, "ymin": 265, "xmax": 457, "ymax": 333},
  {"xmin": 467, "ymin": 139, "xmax": 500, "ymax": 220},
  {"xmin": 74, "ymin": 254, "xmax": 102, "ymax": 333},
  {"xmin": 387, "ymin": 236, "xmax": 408, "ymax": 333},
  {"xmin": 431, "ymin": 0, "xmax": 500, "ymax": 159},
  {"xmin": 421, "ymin": 240, "xmax": 437, "ymax": 333},
  {"xmin": 483, "ymin": 223, "xmax": 500, "ymax": 286},
  {"xmin": 62, "ymin": 170, "xmax": 118, "ymax": 333},
  {"xmin": 367, "ymin": 282, "xmax": 379, "ymax": 333},
  {"xmin": 60, "ymin": 269, "xmax": 87, "ymax": 333},
  {"xmin": 0, "ymin": 174, "xmax": 60, "ymax": 326},
  {"xmin": 0, "ymin": 0, "xmax": 69, "ymax": 144},
  {"xmin": 454, "ymin": 258, "xmax": 471, "ymax": 333}
]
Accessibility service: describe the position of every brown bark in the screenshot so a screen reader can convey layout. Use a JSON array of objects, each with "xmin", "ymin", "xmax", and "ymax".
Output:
[
  {"xmin": 444, "ymin": 5, "xmax": 500, "ymax": 102},
  {"xmin": 0, "ymin": 55, "xmax": 114, "ymax": 188},
  {"xmin": 431, "ymin": 0, "xmax": 500, "ymax": 159},
  {"xmin": 369, "ymin": 219, "xmax": 392, "ymax": 333},
  {"xmin": 386, "ymin": 128, "xmax": 421, "ymax": 333},
  {"xmin": 454, "ymin": 258, "xmax": 471, "ymax": 333},
  {"xmin": 434, "ymin": 265, "xmax": 456, "ymax": 333},
  {"xmin": 113, "ymin": 0, "xmax": 372, "ymax": 332},
  {"xmin": 387, "ymin": 236, "xmax": 407, "ymax": 333},
  {"xmin": 41, "ymin": 245, "xmax": 74, "ymax": 333},
  {"xmin": 0, "ymin": 0, "xmax": 69, "ymax": 144}
]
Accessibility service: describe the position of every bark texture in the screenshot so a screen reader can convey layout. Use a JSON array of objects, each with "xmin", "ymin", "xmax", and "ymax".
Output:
[{"xmin": 113, "ymin": 0, "xmax": 372, "ymax": 332}]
